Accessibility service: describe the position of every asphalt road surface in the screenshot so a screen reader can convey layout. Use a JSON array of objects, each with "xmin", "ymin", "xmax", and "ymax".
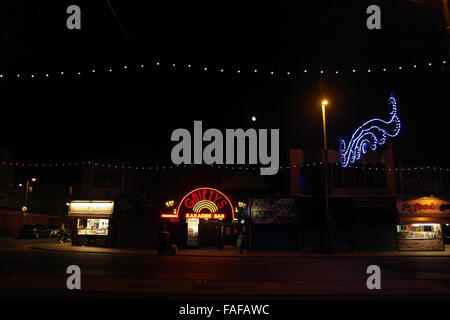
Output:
[{"xmin": 1, "ymin": 238, "xmax": 450, "ymax": 300}]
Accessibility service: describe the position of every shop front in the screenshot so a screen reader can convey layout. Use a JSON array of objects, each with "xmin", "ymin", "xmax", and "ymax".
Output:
[
  {"xmin": 161, "ymin": 187, "xmax": 240, "ymax": 249},
  {"xmin": 396, "ymin": 196, "xmax": 450, "ymax": 251},
  {"xmin": 67, "ymin": 200, "xmax": 114, "ymax": 247},
  {"xmin": 250, "ymin": 196, "xmax": 300, "ymax": 251}
]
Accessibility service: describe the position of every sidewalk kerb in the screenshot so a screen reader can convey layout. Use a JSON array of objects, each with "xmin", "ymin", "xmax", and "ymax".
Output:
[{"xmin": 25, "ymin": 244, "xmax": 450, "ymax": 258}]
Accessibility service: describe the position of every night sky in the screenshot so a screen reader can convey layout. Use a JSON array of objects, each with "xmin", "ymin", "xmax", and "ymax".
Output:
[{"xmin": 0, "ymin": 1, "xmax": 448, "ymax": 169}]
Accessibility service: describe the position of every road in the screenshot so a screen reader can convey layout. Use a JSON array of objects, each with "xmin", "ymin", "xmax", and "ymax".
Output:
[{"xmin": 1, "ymin": 238, "xmax": 450, "ymax": 299}]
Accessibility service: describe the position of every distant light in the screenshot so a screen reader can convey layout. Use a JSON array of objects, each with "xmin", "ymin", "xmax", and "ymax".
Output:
[
  {"xmin": 220, "ymin": 68, "xmax": 224, "ymax": 72},
  {"xmin": 109, "ymin": 68, "xmax": 112, "ymax": 72},
  {"xmin": 398, "ymin": 66, "xmax": 402, "ymax": 70},
  {"xmin": 320, "ymin": 70, "xmax": 324, "ymax": 74},
  {"xmin": 237, "ymin": 70, "xmax": 241, "ymax": 73},
  {"xmin": 156, "ymin": 62, "xmax": 160, "ymax": 66},
  {"xmin": 335, "ymin": 70, "xmax": 339, "ymax": 74},
  {"xmin": 428, "ymin": 62, "xmax": 432, "ymax": 66},
  {"xmin": 204, "ymin": 67, "xmax": 207, "ymax": 71},
  {"xmin": 304, "ymin": 69, "xmax": 307, "ymax": 73},
  {"xmin": 254, "ymin": 69, "xmax": 258, "ymax": 72},
  {"xmin": 45, "ymin": 74, "xmax": 49, "ymax": 77},
  {"xmin": 16, "ymin": 74, "xmax": 20, "ymax": 78},
  {"xmin": 187, "ymin": 64, "xmax": 191, "ymax": 68},
  {"xmin": 270, "ymin": 71, "xmax": 274, "ymax": 75},
  {"xmin": 31, "ymin": 74, "xmax": 35, "ymax": 78},
  {"xmin": 413, "ymin": 65, "xmax": 417, "ymax": 68},
  {"xmin": 443, "ymin": 60, "xmax": 447, "ymax": 64},
  {"xmin": 383, "ymin": 68, "xmax": 386, "ymax": 71},
  {"xmin": 77, "ymin": 72, "xmax": 81, "ymax": 75},
  {"xmin": 60, "ymin": 71, "xmax": 64, "ymax": 75},
  {"xmin": 287, "ymin": 71, "xmax": 291, "ymax": 75},
  {"xmin": 92, "ymin": 69, "xmax": 95, "ymax": 72},
  {"xmin": 124, "ymin": 65, "xmax": 127, "ymax": 69},
  {"xmin": 140, "ymin": 64, "xmax": 144, "ymax": 68},
  {"xmin": 352, "ymin": 69, "xmax": 356, "ymax": 72},
  {"xmin": 251, "ymin": 116, "xmax": 256, "ymax": 122},
  {"xmin": 322, "ymin": 100, "xmax": 328, "ymax": 106},
  {"xmin": 368, "ymin": 69, "xmax": 371, "ymax": 72}
]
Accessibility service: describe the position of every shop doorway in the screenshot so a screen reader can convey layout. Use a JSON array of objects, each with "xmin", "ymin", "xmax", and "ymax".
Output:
[
  {"xmin": 187, "ymin": 218, "xmax": 199, "ymax": 247},
  {"xmin": 198, "ymin": 222, "xmax": 221, "ymax": 247},
  {"xmin": 223, "ymin": 224, "xmax": 239, "ymax": 248},
  {"xmin": 186, "ymin": 220, "xmax": 238, "ymax": 248}
]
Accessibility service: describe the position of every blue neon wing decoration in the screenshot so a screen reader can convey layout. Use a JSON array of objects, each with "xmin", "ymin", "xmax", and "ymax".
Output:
[{"xmin": 339, "ymin": 94, "xmax": 401, "ymax": 167}]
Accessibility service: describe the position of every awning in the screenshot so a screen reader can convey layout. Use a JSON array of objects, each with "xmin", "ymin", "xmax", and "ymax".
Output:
[{"xmin": 398, "ymin": 216, "xmax": 450, "ymax": 224}]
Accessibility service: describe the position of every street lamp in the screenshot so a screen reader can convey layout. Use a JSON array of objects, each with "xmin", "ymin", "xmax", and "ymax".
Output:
[
  {"xmin": 321, "ymin": 99, "xmax": 332, "ymax": 254},
  {"xmin": 22, "ymin": 177, "xmax": 38, "ymax": 215}
]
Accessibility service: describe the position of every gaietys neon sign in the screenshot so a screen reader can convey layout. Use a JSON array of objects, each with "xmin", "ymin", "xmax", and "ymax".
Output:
[{"xmin": 177, "ymin": 187, "xmax": 234, "ymax": 220}]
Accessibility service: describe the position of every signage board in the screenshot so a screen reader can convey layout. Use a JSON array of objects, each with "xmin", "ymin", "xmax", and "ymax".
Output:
[
  {"xmin": 251, "ymin": 197, "xmax": 298, "ymax": 224},
  {"xmin": 177, "ymin": 187, "xmax": 234, "ymax": 221},
  {"xmin": 68, "ymin": 201, "xmax": 114, "ymax": 216},
  {"xmin": 397, "ymin": 196, "xmax": 450, "ymax": 215}
]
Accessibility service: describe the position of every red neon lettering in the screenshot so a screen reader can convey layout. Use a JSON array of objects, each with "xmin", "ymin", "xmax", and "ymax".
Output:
[
  {"xmin": 217, "ymin": 199, "xmax": 228, "ymax": 209},
  {"xmin": 184, "ymin": 198, "xmax": 195, "ymax": 209},
  {"xmin": 213, "ymin": 193, "xmax": 223, "ymax": 203},
  {"xmin": 192, "ymin": 192, "xmax": 200, "ymax": 203}
]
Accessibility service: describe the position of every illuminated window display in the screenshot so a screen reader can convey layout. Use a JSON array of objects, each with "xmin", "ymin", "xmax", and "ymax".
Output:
[
  {"xmin": 396, "ymin": 224, "xmax": 443, "ymax": 250},
  {"xmin": 397, "ymin": 224, "xmax": 442, "ymax": 239},
  {"xmin": 77, "ymin": 218, "xmax": 109, "ymax": 235}
]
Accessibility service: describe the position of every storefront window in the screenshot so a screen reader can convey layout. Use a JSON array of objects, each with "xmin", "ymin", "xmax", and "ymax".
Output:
[
  {"xmin": 396, "ymin": 224, "xmax": 442, "ymax": 240},
  {"xmin": 77, "ymin": 218, "xmax": 109, "ymax": 235}
]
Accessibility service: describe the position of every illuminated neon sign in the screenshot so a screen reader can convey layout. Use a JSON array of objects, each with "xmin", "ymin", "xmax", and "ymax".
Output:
[
  {"xmin": 177, "ymin": 187, "xmax": 234, "ymax": 220},
  {"xmin": 185, "ymin": 213, "xmax": 225, "ymax": 219},
  {"xmin": 161, "ymin": 213, "xmax": 178, "ymax": 218},
  {"xmin": 339, "ymin": 94, "xmax": 401, "ymax": 167}
]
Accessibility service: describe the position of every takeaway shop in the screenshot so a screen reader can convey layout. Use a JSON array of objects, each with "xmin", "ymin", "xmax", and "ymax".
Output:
[
  {"xmin": 396, "ymin": 196, "xmax": 450, "ymax": 250},
  {"xmin": 67, "ymin": 200, "xmax": 115, "ymax": 247}
]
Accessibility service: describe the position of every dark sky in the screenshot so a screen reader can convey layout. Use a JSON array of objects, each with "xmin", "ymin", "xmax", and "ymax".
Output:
[{"xmin": 0, "ymin": 1, "xmax": 449, "ymax": 168}]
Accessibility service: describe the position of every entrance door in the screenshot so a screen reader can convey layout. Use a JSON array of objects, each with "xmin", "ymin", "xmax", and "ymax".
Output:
[
  {"xmin": 199, "ymin": 223, "xmax": 221, "ymax": 247},
  {"xmin": 223, "ymin": 224, "xmax": 239, "ymax": 247},
  {"xmin": 187, "ymin": 218, "xmax": 199, "ymax": 247}
]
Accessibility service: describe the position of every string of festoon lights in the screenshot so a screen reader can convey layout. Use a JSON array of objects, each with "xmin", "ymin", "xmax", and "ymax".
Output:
[
  {"xmin": 2, "ymin": 160, "xmax": 450, "ymax": 174},
  {"xmin": 0, "ymin": 59, "xmax": 447, "ymax": 80}
]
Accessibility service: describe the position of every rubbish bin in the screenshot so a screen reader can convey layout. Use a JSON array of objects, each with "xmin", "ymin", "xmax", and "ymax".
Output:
[{"xmin": 158, "ymin": 231, "xmax": 170, "ymax": 255}]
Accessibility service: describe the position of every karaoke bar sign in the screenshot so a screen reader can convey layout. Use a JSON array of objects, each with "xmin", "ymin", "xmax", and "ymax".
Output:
[{"xmin": 177, "ymin": 187, "xmax": 234, "ymax": 220}]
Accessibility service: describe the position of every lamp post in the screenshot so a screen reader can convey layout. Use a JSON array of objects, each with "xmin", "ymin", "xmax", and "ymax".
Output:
[
  {"xmin": 321, "ymin": 100, "xmax": 332, "ymax": 254},
  {"xmin": 21, "ymin": 177, "xmax": 37, "ymax": 224}
]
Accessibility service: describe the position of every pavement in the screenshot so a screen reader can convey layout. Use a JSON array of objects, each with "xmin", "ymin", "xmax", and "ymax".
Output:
[{"xmin": 25, "ymin": 241, "xmax": 450, "ymax": 257}]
